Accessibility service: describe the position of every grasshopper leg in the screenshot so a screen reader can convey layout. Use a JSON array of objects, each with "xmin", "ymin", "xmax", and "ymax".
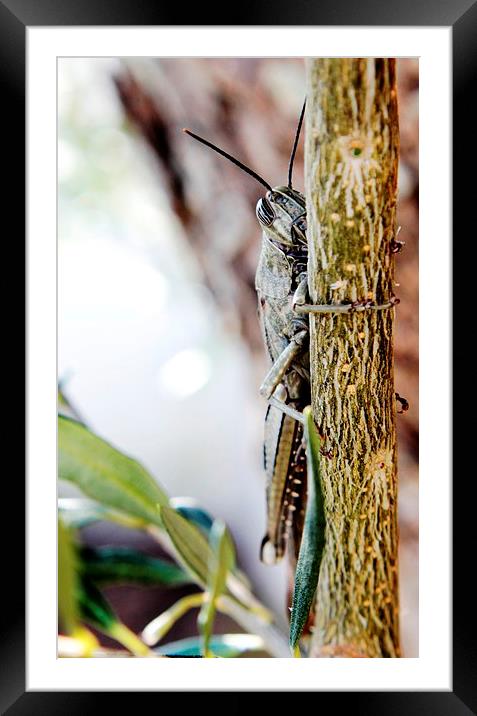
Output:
[
  {"xmin": 292, "ymin": 275, "xmax": 309, "ymax": 311},
  {"xmin": 292, "ymin": 276, "xmax": 399, "ymax": 314},
  {"xmin": 295, "ymin": 300, "xmax": 398, "ymax": 314},
  {"xmin": 261, "ymin": 388, "xmax": 307, "ymax": 566},
  {"xmin": 259, "ymin": 330, "xmax": 308, "ymax": 400},
  {"xmin": 268, "ymin": 393, "xmax": 305, "ymax": 425},
  {"xmin": 258, "ymin": 325, "xmax": 310, "ymax": 564}
]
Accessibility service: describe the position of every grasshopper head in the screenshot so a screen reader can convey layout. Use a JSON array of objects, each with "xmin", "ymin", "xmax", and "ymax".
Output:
[
  {"xmin": 184, "ymin": 102, "xmax": 307, "ymax": 252},
  {"xmin": 256, "ymin": 186, "xmax": 307, "ymax": 248}
]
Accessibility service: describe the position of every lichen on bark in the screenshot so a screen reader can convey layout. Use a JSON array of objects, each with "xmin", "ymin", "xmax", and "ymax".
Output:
[{"xmin": 305, "ymin": 58, "xmax": 400, "ymax": 657}]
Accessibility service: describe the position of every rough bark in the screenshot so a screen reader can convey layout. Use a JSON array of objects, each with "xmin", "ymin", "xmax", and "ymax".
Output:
[{"xmin": 305, "ymin": 59, "xmax": 400, "ymax": 657}]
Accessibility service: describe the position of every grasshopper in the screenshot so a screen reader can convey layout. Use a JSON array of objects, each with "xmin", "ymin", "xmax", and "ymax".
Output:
[
  {"xmin": 185, "ymin": 108, "xmax": 311, "ymax": 566},
  {"xmin": 184, "ymin": 103, "xmax": 397, "ymax": 567}
]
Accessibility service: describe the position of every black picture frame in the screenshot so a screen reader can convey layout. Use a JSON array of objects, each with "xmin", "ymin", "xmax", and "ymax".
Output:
[{"xmin": 4, "ymin": 0, "xmax": 470, "ymax": 711}]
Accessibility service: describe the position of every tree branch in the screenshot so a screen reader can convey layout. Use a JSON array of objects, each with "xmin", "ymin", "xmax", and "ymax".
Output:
[{"xmin": 305, "ymin": 58, "xmax": 400, "ymax": 658}]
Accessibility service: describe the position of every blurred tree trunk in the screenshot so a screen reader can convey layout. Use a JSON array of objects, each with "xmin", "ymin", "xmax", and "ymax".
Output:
[
  {"xmin": 114, "ymin": 59, "xmax": 305, "ymax": 356},
  {"xmin": 305, "ymin": 58, "xmax": 401, "ymax": 657}
]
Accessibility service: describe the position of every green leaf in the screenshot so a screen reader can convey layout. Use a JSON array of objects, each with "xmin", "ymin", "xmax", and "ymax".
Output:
[
  {"xmin": 155, "ymin": 633, "xmax": 264, "ymax": 658},
  {"xmin": 210, "ymin": 520, "xmax": 236, "ymax": 589},
  {"xmin": 170, "ymin": 498, "xmax": 214, "ymax": 536},
  {"xmin": 198, "ymin": 520, "xmax": 236, "ymax": 656},
  {"xmin": 289, "ymin": 407, "xmax": 326, "ymax": 649},
  {"xmin": 161, "ymin": 507, "xmax": 267, "ymax": 622},
  {"xmin": 58, "ymin": 387, "xmax": 68, "ymax": 407},
  {"xmin": 78, "ymin": 576, "xmax": 117, "ymax": 632},
  {"xmin": 170, "ymin": 498, "xmax": 252, "ymax": 592},
  {"xmin": 78, "ymin": 576, "xmax": 151, "ymax": 656},
  {"xmin": 79, "ymin": 546, "xmax": 190, "ymax": 587},
  {"xmin": 58, "ymin": 415, "xmax": 168, "ymax": 528},
  {"xmin": 58, "ymin": 518, "xmax": 79, "ymax": 634},
  {"xmin": 58, "ymin": 385, "xmax": 87, "ymax": 424},
  {"xmin": 160, "ymin": 505, "xmax": 215, "ymax": 587}
]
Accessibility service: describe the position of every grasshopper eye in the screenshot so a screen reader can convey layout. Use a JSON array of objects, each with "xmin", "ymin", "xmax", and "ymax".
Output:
[{"xmin": 256, "ymin": 197, "xmax": 275, "ymax": 227}]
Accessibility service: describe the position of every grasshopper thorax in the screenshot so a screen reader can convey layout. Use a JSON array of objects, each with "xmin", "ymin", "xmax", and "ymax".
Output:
[{"xmin": 256, "ymin": 186, "xmax": 307, "ymax": 249}]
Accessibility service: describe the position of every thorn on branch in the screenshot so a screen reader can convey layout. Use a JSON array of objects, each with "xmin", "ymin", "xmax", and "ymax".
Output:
[
  {"xmin": 390, "ymin": 238, "xmax": 405, "ymax": 254},
  {"xmin": 395, "ymin": 392, "xmax": 409, "ymax": 414}
]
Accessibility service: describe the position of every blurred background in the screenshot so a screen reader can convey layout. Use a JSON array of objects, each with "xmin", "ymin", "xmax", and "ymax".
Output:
[{"xmin": 58, "ymin": 58, "xmax": 418, "ymax": 655}]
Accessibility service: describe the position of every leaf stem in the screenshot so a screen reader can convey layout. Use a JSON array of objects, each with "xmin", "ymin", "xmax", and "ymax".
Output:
[
  {"xmin": 107, "ymin": 622, "xmax": 156, "ymax": 657},
  {"xmin": 141, "ymin": 593, "xmax": 205, "ymax": 646}
]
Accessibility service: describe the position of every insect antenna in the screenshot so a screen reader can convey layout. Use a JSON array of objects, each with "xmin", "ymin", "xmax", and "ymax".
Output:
[
  {"xmin": 183, "ymin": 128, "xmax": 272, "ymax": 192},
  {"xmin": 287, "ymin": 100, "xmax": 306, "ymax": 189}
]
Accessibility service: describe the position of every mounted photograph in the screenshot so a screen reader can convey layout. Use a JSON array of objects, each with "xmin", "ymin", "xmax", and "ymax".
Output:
[{"xmin": 57, "ymin": 57, "xmax": 419, "ymax": 659}]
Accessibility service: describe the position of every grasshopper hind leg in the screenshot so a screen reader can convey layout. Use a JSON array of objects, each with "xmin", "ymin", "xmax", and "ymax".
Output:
[
  {"xmin": 260, "ymin": 404, "xmax": 308, "ymax": 566},
  {"xmin": 285, "ymin": 429, "xmax": 308, "ymax": 563},
  {"xmin": 260, "ymin": 459, "xmax": 307, "ymax": 565}
]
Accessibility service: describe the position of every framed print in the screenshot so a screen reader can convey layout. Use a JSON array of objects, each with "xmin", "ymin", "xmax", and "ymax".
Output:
[{"xmin": 3, "ymin": 0, "xmax": 470, "ymax": 710}]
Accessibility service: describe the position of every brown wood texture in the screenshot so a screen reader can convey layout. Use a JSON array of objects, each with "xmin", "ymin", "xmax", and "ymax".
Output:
[{"xmin": 305, "ymin": 59, "xmax": 401, "ymax": 657}]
